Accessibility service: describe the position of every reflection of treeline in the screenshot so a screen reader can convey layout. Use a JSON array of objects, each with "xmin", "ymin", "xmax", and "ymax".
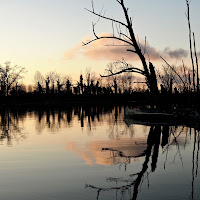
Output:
[
  {"xmin": 0, "ymin": 106, "xmax": 124, "ymax": 144},
  {"xmin": 0, "ymin": 109, "xmax": 27, "ymax": 145},
  {"xmin": 34, "ymin": 105, "xmax": 124, "ymax": 131}
]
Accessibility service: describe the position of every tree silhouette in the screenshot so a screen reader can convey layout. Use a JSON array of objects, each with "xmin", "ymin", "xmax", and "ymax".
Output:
[
  {"xmin": 83, "ymin": 0, "xmax": 159, "ymax": 97},
  {"xmin": 66, "ymin": 79, "xmax": 72, "ymax": 94},
  {"xmin": 0, "ymin": 62, "xmax": 26, "ymax": 96}
]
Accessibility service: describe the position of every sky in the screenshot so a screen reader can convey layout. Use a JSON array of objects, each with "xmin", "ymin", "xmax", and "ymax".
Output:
[{"xmin": 0, "ymin": 0, "xmax": 200, "ymax": 85}]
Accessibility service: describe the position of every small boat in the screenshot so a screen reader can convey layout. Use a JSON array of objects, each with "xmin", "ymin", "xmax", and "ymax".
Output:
[
  {"xmin": 124, "ymin": 107, "xmax": 200, "ymax": 127},
  {"xmin": 124, "ymin": 107, "xmax": 172, "ymax": 119}
]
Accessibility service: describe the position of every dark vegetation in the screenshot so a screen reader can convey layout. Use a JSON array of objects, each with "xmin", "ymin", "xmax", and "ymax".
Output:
[{"xmin": 0, "ymin": 68, "xmax": 152, "ymax": 107}]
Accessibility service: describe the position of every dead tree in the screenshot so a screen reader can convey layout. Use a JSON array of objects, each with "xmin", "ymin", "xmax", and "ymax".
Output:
[
  {"xmin": 193, "ymin": 33, "xmax": 199, "ymax": 92},
  {"xmin": 186, "ymin": 0, "xmax": 199, "ymax": 93},
  {"xmin": 83, "ymin": 0, "xmax": 159, "ymax": 97}
]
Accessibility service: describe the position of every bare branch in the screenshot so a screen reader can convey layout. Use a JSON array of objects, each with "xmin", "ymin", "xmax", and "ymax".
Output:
[
  {"xmin": 91, "ymin": 0, "xmax": 94, "ymax": 12},
  {"xmin": 85, "ymin": 8, "xmax": 128, "ymax": 28},
  {"xmin": 144, "ymin": 36, "xmax": 147, "ymax": 55},
  {"xmin": 120, "ymin": 32, "xmax": 132, "ymax": 41},
  {"xmin": 186, "ymin": 0, "xmax": 195, "ymax": 91},
  {"xmin": 92, "ymin": 23, "xmax": 99, "ymax": 39},
  {"xmin": 100, "ymin": 67, "xmax": 145, "ymax": 77},
  {"xmin": 112, "ymin": 20, "xmax": 114, "ymax": 37},
  {"xmin": 193, "ymin": 32, "xmax": 199, "ymax": 92},
  {"xmin": 160, "ymin": 56, "xmax": 186, "ymax": 90},
  {"xmin": 82, "ymin": 35, "xmax": 134, "ymax": 47},
  {"xmin": 127, "ymin": 49, "xmax": 137, "ymax": 53}
]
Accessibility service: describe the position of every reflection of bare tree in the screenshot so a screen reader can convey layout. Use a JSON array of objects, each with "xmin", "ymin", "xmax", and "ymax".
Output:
[
  {"xmin": 0, "ymin": 110, "xmax": 26, "ymax": 146},
  {"xmin": 190, "ymin": 130, "xmax": 200, "ymax": 200},
  {"xmin": 86, "ymin": 126, "xmax": 162, "ymax": 200},
  {"xmin": 162, "ymin": 126, "xmax": 185, "ymax": 168},
  {"xmin": 104, "ymin": 107, "xmax": 135, "ymax": 140},
  {"xmin": 86, "ymin": 124, "xmax": 200, "ymax": 200},
  {"xmin": 107, "ymin": 123, "xmax": 135, "ymax": 141},
  {"xmin": 102, "ymin": 147, "xmax": 138, "ymax": 171}
]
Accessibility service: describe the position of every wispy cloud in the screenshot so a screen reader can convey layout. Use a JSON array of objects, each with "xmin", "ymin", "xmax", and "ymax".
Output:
[
  {"xmin": 65, "ymin": 33, "xmax": 189, "ymax": 62},
  {"xmin": 163, "ymin": 48, "xmax": 188, "ymax": 59}
]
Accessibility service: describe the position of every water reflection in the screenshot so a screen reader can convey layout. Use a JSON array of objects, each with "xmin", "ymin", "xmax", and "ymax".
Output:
[
  {"xmin": 191, "ymin": 130, "xmax": 200, "ymax": 200},
  {"xmin": 67, "ymin": 138, "xmax": 145, "ymax": 166},
  {"xmin": 0, "ymin": 110, "xmax": 26, "ymax": 145},
  {"xmin": 85, "ymin": 124, "xmax": 200, "ymax": 200},
  {"xmin": 85, "ymin": 126, "xmax": 161, "ymax": 199},
  {"xmin": 0, "ymin": 106, "xmax": 199, "ymax": 199},
  {"xmin": 0, "ymin": 106, "xmax": 125, "ymax": 144}
]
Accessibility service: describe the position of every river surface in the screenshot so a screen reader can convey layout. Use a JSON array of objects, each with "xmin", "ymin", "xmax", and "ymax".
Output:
[{"xmin": 0, "ymin": 106, "xmax": 199, "ymax": 200}]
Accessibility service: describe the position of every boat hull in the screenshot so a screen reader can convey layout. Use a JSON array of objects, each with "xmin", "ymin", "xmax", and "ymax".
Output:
[{"xmin": 124, "ymin": 107, "xmax": 172, "ymax": 120}]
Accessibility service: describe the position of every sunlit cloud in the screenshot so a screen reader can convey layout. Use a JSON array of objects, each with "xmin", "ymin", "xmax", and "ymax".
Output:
[{"xmin": 64, "ymin": 33, "xmax": 189, "ymax": 62}]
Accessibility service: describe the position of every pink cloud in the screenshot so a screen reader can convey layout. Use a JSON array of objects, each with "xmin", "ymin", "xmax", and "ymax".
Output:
[{"xmin": 64, "ymin": 33, "xmax": 188, "ymax": 61}]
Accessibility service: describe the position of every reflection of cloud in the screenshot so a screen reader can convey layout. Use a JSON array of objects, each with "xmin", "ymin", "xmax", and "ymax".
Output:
[
  {"xmin": 67, "ymin": 142, "xmax": 94, "ymax": 165},
  {"xmin": 66, "ymin": 138, "xmax": 147, "ymax": 166},
  {"xmin": 65, "ymin": 33, "xmax": 188, "ymax": 61}
]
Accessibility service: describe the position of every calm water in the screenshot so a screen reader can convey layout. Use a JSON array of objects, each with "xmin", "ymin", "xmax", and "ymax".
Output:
[{"xmin": 0, "ymin": 106, "xmax": 199, "ymax": 200}]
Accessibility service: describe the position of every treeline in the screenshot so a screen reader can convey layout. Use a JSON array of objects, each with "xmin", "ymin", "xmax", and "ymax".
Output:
[
  {"xmin": 0, "ymin": 61, "xmax": 199, "ymax": 108},
  {"xmin": 0, "ymin": 63, "xmax": 148, "ymax": 97},
  {"xmin": 33, "ymin": 70, "xmax": 144, "ymax": 96},
  {"xmin": 0, "ymin": 64, "xmax": 149, "ymax": 105}
]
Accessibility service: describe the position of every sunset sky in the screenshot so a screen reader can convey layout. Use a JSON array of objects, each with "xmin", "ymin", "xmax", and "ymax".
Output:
[{"xmin": 0, "ymin": 0, "xmax": 200, "ymax": 85}]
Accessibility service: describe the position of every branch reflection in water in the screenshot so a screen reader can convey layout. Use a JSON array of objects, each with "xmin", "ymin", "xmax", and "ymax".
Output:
[{"xmin": 84, "ymin": 119, "xmax": 200, "ymax": 200}]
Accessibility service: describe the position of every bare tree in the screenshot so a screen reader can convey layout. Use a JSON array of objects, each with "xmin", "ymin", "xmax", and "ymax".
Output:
[
  {"xmin": 83, "ymin": 0, "xmax": 159, "ymax": 96},
  {"xmin": 105, "ymin": 61, "xmax": 135, "ymax": 94},
  {"xmin": 186, "ymin": 0, "xmax": 195, "ymax": 92},
  {"xmin": 185, "ymin": 0, "xmax": 199, "ymax": 93},
  {"xmin": 0, "ymin": 61, "xmax": 26, "ymax": 96},
  {"xmin": 34, "ymin": 71, "xmax": 44, "ymax": 86},
  {"xmin": 45, "ymin": 71, "xmax": 59, "ymax": 93},
  {"xmin": 34, "ymin": 71, "xmax": 44, "ymax": 93}
]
